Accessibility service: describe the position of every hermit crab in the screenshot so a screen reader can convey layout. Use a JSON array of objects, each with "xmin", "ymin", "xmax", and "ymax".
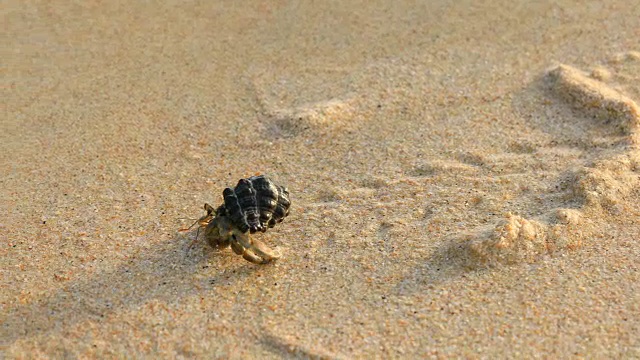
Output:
[{"xmin": 189, "ymin": 175, "xmax": 291, "ymax": 264}]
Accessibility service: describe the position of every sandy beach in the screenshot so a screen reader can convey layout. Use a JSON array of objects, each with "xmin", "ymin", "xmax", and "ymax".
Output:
[{"xmin": 2, "ymin": 0, "xmax": 639, "ymax": 358}]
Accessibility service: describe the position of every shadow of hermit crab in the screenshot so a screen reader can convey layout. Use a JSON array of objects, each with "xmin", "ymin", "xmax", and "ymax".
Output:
[{"xmin": 188, "ymin": 175, "xmax": 291, "ymax": 264}]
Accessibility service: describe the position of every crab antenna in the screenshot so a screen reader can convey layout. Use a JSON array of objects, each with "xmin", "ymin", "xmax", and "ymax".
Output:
[
  {"xmin": 188, "ymin": 218, "xmax": 201, "ymax": 230},
  {"xmin": 187, "ymin": 225, "xmax": 202, "ymax": 252},
  {"xmin": 178, "ymin": 218, "xmax": 201, "ymax": 232}
]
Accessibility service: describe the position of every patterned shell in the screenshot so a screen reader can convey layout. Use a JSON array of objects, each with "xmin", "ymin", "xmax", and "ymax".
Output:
[{"xmin": 221, "ymin": 175, "xmax": 291, "ymax": 234}]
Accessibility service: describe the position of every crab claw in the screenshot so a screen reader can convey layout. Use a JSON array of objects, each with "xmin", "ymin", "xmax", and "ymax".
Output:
[{"xmin": 231, "ymin": 230, "xmax": 281, "ymax": 264}]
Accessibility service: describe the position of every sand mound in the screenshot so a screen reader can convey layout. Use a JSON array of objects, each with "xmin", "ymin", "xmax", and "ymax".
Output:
[
  {"xmin": 547, "ymin": 63, "xmax": 640, "ymax": 138},
  {"xmin": 449, "ymin": 55, "xmax": 639, "ymax": 268},
  {"xmin": 267, "ymin": 98, "xmax": 357, "ymax": 137},
  {"xmin": 452, "ymin": 152, "xmax": 638, "ymax": 268},
  {"xmin": 456, "ymin": 212, "xmax": 587, "ymax": 266},
  {"xmin": 572, "ymin": 152, "xmax": 640, "ymax": 212},
  {"xmin": 249, "ymin": 58, "xmax": 430, "ymax": 138}
]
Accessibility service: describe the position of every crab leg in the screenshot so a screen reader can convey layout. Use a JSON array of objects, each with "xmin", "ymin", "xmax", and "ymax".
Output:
[
  {"xmin": 232, "ymin": 230, "xmax": 281, "ymax": 264},
  {"xmin": 229, "ymin": 234, "xmax": 268, "ymax": 264},
  {"xmin": 230, "ymin": 241, "xmax": 265, "ymax": 264}
]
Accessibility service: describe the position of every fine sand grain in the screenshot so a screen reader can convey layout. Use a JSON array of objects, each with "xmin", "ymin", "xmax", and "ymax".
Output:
[{"xmin": 2, "ymin": 1, "xmax": 639, "ymax": 358}]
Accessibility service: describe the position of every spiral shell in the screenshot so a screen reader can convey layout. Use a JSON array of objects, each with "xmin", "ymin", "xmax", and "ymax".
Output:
[{"xmin": 220, "ymin": 175, "xmax": 291, "ymax": 234}]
